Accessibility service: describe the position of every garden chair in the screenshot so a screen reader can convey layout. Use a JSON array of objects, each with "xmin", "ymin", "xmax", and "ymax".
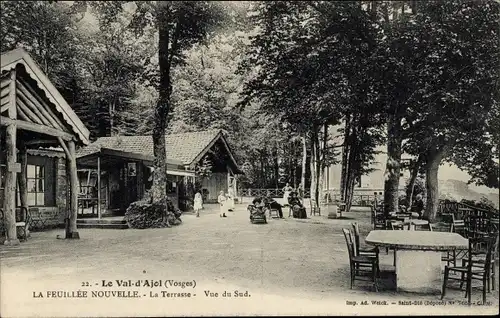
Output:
[
  {"xmin": 268, "ymin": 208, "xmax": 280, "ymax": 219},
  {"xmin": 371, "ymin": 206, "xmax": 386, "ymax": 230},
  {"xmin": 310, "ymin": 198, "xmax": 320, "ymax": 216},
  {"xmin": 1, "ymin": 207, "xmax": 30, "ymax": 241},
  {"xmin": 351, "ymin": 222, "xmax": 379, "ymax": 258},
  {"xmin": 461, "ymin": 233, "xmax": 499, "ymax": 292},
  {"xmin": 442, "ymin": 235, "xmax": 496, "ymax": 305},
  {"xmin": 342, "ymin": 228, "xmax": 379, "ymax": 292}
]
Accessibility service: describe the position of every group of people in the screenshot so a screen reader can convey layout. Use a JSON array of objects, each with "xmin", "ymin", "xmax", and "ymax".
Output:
[
  {"xmin": 248, "ymin": 183, "xmax": 307, "ymax": 220},
  {"xmin": 192, "ymin": 188, "xmax": 235, "ymax": 218},
  {"xmin": 193, "ymin": 182, "xmax": 309, "ymax": 220}
]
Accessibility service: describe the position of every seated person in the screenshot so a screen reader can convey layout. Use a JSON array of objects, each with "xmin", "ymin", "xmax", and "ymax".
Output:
[
  {"xmin": 287, "ymin": 192, "xmax": 307, "ymax": 219},
  {"xmin": 264, "ymin": 196, "xmax": 284, "ymax": 218},
  {"xmin": 251, "ymin": 197, "xmax": 266, "ymax": 212},
  {"xmin": 410, "ymin": 194, "xmax": 425, "ymax": 219}
]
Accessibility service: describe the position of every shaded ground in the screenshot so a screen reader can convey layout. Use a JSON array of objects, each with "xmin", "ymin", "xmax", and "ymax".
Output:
[{"xmin": 0, "ymin": 205, "xmax": 498, "ymax": 317}]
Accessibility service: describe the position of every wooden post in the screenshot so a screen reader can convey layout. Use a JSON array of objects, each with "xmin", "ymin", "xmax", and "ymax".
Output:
[
  {"xmin": 66, "ymin": 140, "xmax": 79, "ymax": 239},
  {"xmin": 17, "ymin": 141, "xmax": 29, "ymax": 234},
  {"xmin": 97, "ymin": 155, "xmax": 101, "ymax": 219},
  {"xmin": 4, "ymin": 69, "xmax": 20, "ymax": 246}
]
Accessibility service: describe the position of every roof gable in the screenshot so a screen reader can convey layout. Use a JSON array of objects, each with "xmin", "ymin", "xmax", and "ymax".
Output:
[
  {"xmin": 76, "ymin": 129, "xmax": 241, "ymax": 172},
  {"xmin": 1, "ymin": 48, "xmax": 90, "ymax": 145}
]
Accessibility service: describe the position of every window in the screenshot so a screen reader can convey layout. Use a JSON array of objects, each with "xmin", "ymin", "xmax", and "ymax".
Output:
[{"xmin": 27, "ymin": 165, "xmax": 45, "ymax": 206}]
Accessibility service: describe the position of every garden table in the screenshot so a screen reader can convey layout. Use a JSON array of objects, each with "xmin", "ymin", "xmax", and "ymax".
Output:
[
  {"xmin": 404, "ymin": 219, "xmax": 429, "ymax": 230},
  {"xmin": 365, "ymin": 230, "xmax": 468, "ymax": 294}
]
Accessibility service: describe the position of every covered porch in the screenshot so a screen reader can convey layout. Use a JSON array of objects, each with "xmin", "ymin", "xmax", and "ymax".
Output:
[
  {"xmin": 75, "ymin": 147, "xmax": 195, "ymax": 218},
  {"xmin": 0, "ymin": 48, "xmax": 90, "ymax": 245}
]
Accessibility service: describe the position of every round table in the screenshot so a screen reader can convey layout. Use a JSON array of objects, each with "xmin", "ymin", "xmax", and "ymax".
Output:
[{"xmin": 365, "ymin": 230, "xmax": 468, "ymax": 294}]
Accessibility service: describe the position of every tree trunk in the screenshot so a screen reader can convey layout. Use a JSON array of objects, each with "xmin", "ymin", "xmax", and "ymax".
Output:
[
  {"xmin": 317, "ymin": 124, "xmax": 328, "ymax": 205},
  {"xmin": 345, "ymin": 127, "xmax": 358, "ymax": 212},
  {"xmin": 424, "ymin": 144, "xmax": 451, "ymax": 222},
  {"xmin": 273, "ymin": 145, "xmax": 279, "ymax": 188},
  {"xmin": 406, "ymin": 153, "xmax": 424, "ymax": 207},
  {"xmin": 300, "ymin": 133, "xmax": 307, "ymax": 193},
  {"xmin": 151, "ymin": 3, "xmax": 171, "ymax": 208},
  {"xmin": 309, "ymin": 129, "xmax": 317, "ymax": 204},
  {"xmin": 340, "ymin": 114, "xmax": 351, "ymax": 201},
  {"xmin": 383, "ymin": 115, "xmax": 402, "ymax": 217}
]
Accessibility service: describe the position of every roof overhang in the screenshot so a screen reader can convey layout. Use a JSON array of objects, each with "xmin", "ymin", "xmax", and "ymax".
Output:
[
  {"xmin": 1, "ymin": 48, "xmax": 90, "ymax": 145},
  {"xmin": 77, "ymin": 147, "xmax": 184, "ymax": 169}
]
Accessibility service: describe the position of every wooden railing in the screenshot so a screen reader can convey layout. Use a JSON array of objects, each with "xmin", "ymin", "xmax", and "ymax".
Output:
[{"xmin": 238, "ymin": 189, "xmax": 377, "ymax": 207}]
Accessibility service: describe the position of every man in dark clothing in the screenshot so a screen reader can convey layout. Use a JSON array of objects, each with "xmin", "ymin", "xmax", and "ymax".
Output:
[
  {"xmin": 264, "ymin": 196, "xmax": 284, "ymax": 218},
  {"xmin": 412, "ymin": 194, "xmax": 425, "ymax": 219}
]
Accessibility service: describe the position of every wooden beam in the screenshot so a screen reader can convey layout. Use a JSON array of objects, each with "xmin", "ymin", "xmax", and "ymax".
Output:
[
  {"xmin": 1, "ymin": 86, "xmax": 9, "ymax": 98},
  {"xmin": 66, "ymin": 140, "xmax": 80, "ymax": 239},
  {"xmin": 16, "ymin": 105, "xmax": 32, "ymax": 122},
  {"xmin": 1, "ymin": 95, "xmax": 9, "ymax": 107},
  {"xmin": 0, "ymin": 77, "xmax": 9, "ymax": 90},
  {"xmin": 57, "ymin": 136, "xmax": 72, "ymax": 161},
  {"xmin": 16, "ymin": 80, "xmax": 63, "ymax": 130},
  {"xmin": 16, "ymin": 79, "xmax": 67, "ymax": 131},
  {"xmin": 17, "ymin": 98, "xmax": 44, "ymax": 125},
  {"xmin": 17, "ymin": 85, "xmax": 52, "ymax": 126},
  {"xmin": 25, "ymin": 139, "xmax": 58, "ymax": 146},
  {"xmin": 4, "ymin": 68, "xmax": 20, "ymax": 246},
  {"xmin": 0, "ymin": 116, "xmax": 74, "ymax": 140}
]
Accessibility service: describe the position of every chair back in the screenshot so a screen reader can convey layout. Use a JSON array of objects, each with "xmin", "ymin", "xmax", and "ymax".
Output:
[
  {"xmin": 466, "ymin": 214, "xmax": 489, "ymax": 239},
  {"xmin": 342, "ymin": 228, "xmax": 355, "ymax": 262},
  {"xmin": 351, "ymin": 223, "xmax": 361, "ymax": 255},
  {"xmin": 429, "ymin": 221, "xmax": 452, "ymax": 232},
  {"xmin": 467, "ymin": 235, "xmax": 496, "ymax": 271}
]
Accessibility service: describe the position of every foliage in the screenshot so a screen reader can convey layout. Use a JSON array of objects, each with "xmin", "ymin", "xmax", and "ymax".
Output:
[
  {"xmin": 195, "ymin": 155, "xmax": 213, "ymax": 181},
  {"xmin": 125, "ymin": 195, "xmax": 182, "ymax": 229}
]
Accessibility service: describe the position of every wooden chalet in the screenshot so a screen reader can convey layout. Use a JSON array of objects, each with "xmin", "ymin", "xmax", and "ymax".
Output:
[
  {"xmin": 0, "ymin": 48, "xmax": 90, "ymax": 245},
  {"xmin": 75, "ymin": 129, "xmax": 243, "ymax": 218}
]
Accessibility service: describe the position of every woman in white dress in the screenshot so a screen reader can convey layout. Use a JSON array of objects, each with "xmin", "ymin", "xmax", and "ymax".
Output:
[
  {"xmin": 218, "ymin": 191, "xmax": 227, "ymax": 217},
  {"xmin": 282, "ymin": 183, "xmax": 293, "ymax": 206},
  {"xmin": 194, "ymin": 192, "xmax": 203, "ymax": 217}
]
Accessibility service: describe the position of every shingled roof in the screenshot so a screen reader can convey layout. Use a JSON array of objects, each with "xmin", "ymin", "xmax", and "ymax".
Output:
[{"xmin": 76, "ymin": 129, "xmax": 242, "ymax": 172}]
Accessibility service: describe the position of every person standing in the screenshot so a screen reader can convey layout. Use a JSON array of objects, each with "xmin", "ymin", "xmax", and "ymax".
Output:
[
  {"xmin": 282, "ymin": 183, "xmax": 293, "ymax": 206},
  {"xmin": 194, "ymin": 192, "xmax": 203, "ymax": 217},
  {"xmin": 218, "ymin": 191, "xmax": 227, "ymax": 217}
]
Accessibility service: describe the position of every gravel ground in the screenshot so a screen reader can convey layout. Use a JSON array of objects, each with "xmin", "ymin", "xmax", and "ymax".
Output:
[{"xmin": 0, "ymin": 204, "xmax": 498, "ymax": 317}]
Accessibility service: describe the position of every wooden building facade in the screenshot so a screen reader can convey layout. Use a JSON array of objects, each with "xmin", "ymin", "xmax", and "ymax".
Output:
[
  {"xmin": 0, "ymin": 48, "xmax": 90, "ymax": 245},
  {"xmin": 75, "ymin": 129, "xmax": 243, "ymax": 217}
]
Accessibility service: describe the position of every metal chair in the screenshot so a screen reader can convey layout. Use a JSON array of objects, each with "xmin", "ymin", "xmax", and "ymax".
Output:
[{"xmin": 342, "ymin": 228, "xmax": 379, "ymax": 292}]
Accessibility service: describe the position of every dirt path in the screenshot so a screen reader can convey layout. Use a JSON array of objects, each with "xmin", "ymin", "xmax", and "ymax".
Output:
[{"xmin": 1, "ymin": 205, "xmax": 498, "ymax": 316}]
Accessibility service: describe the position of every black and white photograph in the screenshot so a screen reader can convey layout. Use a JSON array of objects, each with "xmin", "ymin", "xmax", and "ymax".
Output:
[{"xmin": 0, "ymin": 0, "xmax": 499, "ymax": 317}]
